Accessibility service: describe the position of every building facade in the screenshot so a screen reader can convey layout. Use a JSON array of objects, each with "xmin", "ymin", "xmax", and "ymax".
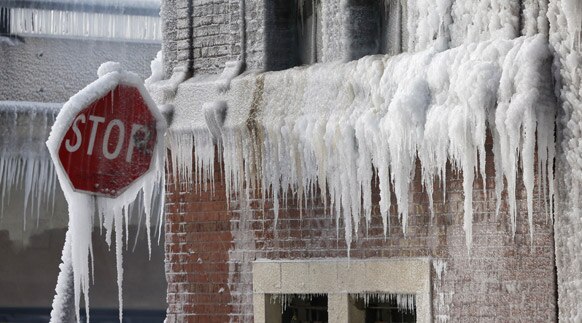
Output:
[{"xmin": 149, "ymin": 0, "xmax": 580, "ymax": 322}]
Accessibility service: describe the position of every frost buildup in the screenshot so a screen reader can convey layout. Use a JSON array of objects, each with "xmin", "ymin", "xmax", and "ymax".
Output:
[
  {"xmin": 46, "ymin": 64, "xmax": 166, "ymax": 323},
  {"xmin": 170, "ymin": 35, "xmax": 556, "ymax": 254},
  {"xmin": 0, "ymin": 101, "xmax": 60, "ymax": 224},
  {"xmin": 8, "ymin": 0, "xmax": 162, "ymax": 41}
]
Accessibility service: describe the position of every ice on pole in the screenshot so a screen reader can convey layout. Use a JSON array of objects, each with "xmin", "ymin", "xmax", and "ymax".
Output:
[{"xmin": 46, "ymin": 62, "xmax": 166, "ymax": 322}]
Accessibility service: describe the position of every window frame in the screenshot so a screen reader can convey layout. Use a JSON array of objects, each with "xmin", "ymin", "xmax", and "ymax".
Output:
[{"xmin": 253, "ymin": 258, "xmax": 431, "ymax": 322}]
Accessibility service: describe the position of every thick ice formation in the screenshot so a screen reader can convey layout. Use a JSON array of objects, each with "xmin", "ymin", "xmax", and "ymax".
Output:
[
  {"xmin": 405, "ymin": 0, "xmax": 549, "ymax": 52},
  {"xmin": 0, "ymin": 101, "xmax": 61, "ymax": 225},
  {"xmin": 47, "ymin": 66, "xmax": 166, "ymax": 322},
  {"xmin": 169, "ymin": 35, "xmax": 556, "ymax": 253},
  {"xmin": 8, "ymin": 0, "xmax": 161, "ymax": 41},
  {"xmin": 547, "ymin": 0, "xmax": 582, "ymax": 320}
]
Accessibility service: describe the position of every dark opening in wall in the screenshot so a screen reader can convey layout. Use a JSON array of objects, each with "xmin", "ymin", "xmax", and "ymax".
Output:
[
  {"xmin": 350, "ymin": 294, "xmax": 416, "ymax": 323},
  {"xmin": 346, "ymin": 0, "xmax": 406, "ymax": 60},
  {"xmin": 265, "ymin": 0, "xmax": 322, "ymax": 71},
  {"xmin": 0, "ymin": 8, "xmax": 10, "ymax": 35},
  {"xmin": 267, "ymin": 294, "xmax": 329, "ymax": 323}
]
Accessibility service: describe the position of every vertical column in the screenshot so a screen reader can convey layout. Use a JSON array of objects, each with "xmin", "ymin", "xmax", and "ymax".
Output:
[
  {"xmin": 161, "ymin": 0, "xmax": 178, "ymax": 78},
  {"xmin": 175, "ymin": 0, "xmax": 193, "ymax": 76}
]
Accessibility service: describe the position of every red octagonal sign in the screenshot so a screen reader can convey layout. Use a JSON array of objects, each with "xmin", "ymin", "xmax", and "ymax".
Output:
[{"xmin": 57, "ymin": 84, "xmax": 159, "ymax": 198}]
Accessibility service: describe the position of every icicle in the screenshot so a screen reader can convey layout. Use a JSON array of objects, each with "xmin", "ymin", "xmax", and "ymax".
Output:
[
  {"xmin": 9, "ymin": 7, "xmax": 162, "ymax": 41},
  {"xmin": 353, "ymin": 293, "xmax": 416, "ymax": 313},
  {"xmin": 0, "ymin": 102, "xmax": 60, "ymax": 225},
  {"xmin": 433, "ymin": 259, "xmax": 447, "ymax": 280},
  {"xmin": 169, "ymin": 35, "xmax": 556, "ymax": 256}
]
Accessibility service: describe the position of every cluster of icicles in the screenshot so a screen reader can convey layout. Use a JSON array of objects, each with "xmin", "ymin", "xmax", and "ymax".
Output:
[
  {"xmin": 9, "ymin": 7, "xmax": 161, "ymax": 41},
  {"xmin": 0, "ymin": 101, "xmax": 60, "ymax": 224},
  {"xmin": 353, "ymin": 293, "xmax": 416, "ymax": 313},
  {"xmin": 169, "ymin": 35, "xmax": 556, "ymax": 253},
  {"xmin": 270, "ymin": 293, "xmax": 327, "ymax": 313}
]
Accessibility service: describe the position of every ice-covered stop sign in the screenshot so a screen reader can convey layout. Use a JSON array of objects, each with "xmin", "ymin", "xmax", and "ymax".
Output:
[{"xmin": 54, "ymin": 71, "xmax": 162, "ymax": 198}]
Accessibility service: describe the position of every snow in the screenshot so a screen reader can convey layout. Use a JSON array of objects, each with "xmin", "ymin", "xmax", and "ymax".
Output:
[
  {"xmin": 168, "ymin": 35, "xmax": 556, "ymax": 254},
  {"xmin": 46, "ymin": 63, "xmax": 166, "ymax": 322},
  {"xmin": 145, "ymin": 51, "xmax": 164, "ymax": 85}
]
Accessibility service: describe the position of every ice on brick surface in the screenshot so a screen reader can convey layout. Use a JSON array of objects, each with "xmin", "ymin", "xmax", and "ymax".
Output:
[{"xmin": 167, "ymin": 35, "xmax": 556, "ymax": 255}]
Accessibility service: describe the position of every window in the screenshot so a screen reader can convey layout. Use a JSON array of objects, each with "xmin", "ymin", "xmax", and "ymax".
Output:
[
  {"xmin": 0, "ymin": 7, "xmax": 9, "ymax": 35},
  {"xmin": 265, "ymin": 0, "xmax": 322, "ymax": 71},
  {"xmin": 346, "ymin": 0, "xmax": 406, "ymax": 60},
  {"xmin": 253, "ymin": 259, "xmax": 430, "ymax": 322},
  {"xmin": 350, "ymin": 293, "xmax": 416, "ymax": 323},
  {"xmin": 267, "ymin": 294, "xmax": 329, "ymax": 323}
]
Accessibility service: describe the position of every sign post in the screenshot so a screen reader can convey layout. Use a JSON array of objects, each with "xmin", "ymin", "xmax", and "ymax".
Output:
[{"xmin": 47, "ymin": 64, "xmax": 166, "ymax": 323}]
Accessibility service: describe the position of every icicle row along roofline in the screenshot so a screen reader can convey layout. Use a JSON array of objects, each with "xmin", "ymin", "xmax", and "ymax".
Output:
[
  {"xmin": 166, "ymin": 34, "xmax": 556, "ymax": 254},
  {"xmin": 0, "ymin": 101, "xmax": 61, "ymax": 228}
]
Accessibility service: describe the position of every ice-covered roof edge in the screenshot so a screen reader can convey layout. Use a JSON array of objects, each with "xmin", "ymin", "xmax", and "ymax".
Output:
[{"xmin": 149, "ymin": 35, "xmax": 557, "ymax": 254}]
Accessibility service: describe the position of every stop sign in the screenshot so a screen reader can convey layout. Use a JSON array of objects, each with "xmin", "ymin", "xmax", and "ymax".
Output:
[{"xmin": 53, "ymin": 73, "xmax": 164, "ymax": 198}]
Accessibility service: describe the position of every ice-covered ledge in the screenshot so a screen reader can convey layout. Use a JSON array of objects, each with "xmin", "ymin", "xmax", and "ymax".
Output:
[{"xmin": 150, "ymin": 35, "xmax": 557, "ymax": 253}]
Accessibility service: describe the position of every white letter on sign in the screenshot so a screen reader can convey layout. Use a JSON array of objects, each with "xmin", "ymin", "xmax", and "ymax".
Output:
[
  {"xmin": 87, "ymin": 115, "xmax": 105, "ymax": 155},
  {"xmin": 126, "ymin": 124, "xmax": 150, "ymax": 162},
  {"xmin": 102, "ymin": 119, "xmax": 125, "ymax": 160},
  {"xmin": 65, "ymin": 114, "xmax": 86, "ymax": 152}
]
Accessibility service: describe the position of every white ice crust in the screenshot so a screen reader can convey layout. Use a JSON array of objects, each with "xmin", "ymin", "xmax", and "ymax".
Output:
[
  {"xmin": 548, "ymin": 0, "xmax": 582, "ymax": 320},
  {"xmin": 167, "ymin": 35, "xmax": 556, "ymax": 256}
]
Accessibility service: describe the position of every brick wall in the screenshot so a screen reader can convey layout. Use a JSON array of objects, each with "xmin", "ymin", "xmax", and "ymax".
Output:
[
  {"xmin": 164, "ymin": 139, "xmax": 557, "ymax": 322},
  {"xmin": 192, "ymin": 0, "xmax": 236, "ymax": 73},
  {"xmin": 166, "ymin": 0, "xmax": 268, "ymax": 75},
  {"xmin": 165, "ymin": 156, "xmax": 233, "ymax": 322}
]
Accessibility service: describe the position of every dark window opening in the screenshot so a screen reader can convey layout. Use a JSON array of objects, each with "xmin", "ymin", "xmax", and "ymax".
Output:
[
  {"xmin": 264, "ymin": 0, "xmax": 322, "ymax": 71},
  {"xmin": 346, "ymin": 0, "xmax": 405, "ymax": 60},
  {"xmin": 0, "ymin": 7, "xmax": 10, "ymax": 35},
  {"xmin": 350, "ymin": 293, "xmax": 416, "ymax": 323},
  {"xmin": 268, "ymin": 294, "xmax": 328, "ymax": 323}
]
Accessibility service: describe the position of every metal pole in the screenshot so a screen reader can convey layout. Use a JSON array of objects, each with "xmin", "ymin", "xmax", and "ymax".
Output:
[{"xmin": 49, "ymin": 229, "xmax": 76, "ymax": 323}]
